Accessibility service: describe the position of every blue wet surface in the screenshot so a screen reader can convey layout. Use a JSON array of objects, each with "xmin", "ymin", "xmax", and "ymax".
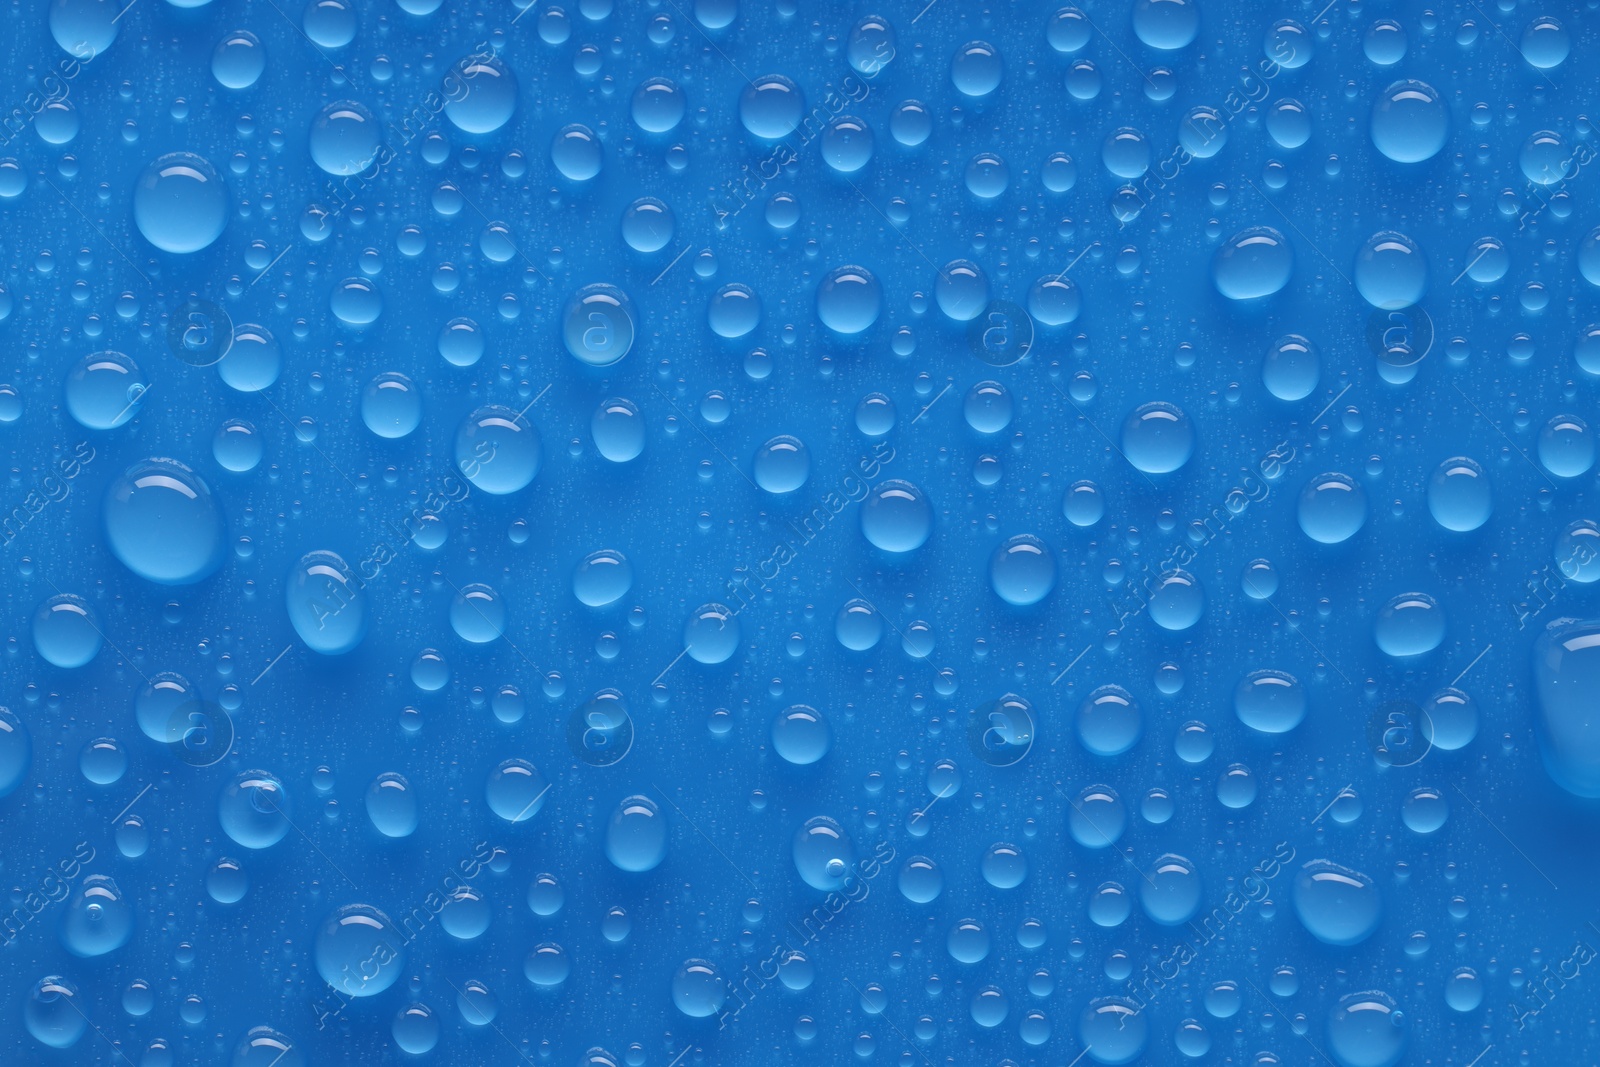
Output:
[{"xmin": 2, "ymin": 0, "xmax": 1600, "ymax": 1064}]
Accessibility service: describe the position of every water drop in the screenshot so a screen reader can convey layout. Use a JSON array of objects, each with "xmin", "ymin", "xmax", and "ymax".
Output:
[
  {"xmin": 816, "ymin": 265, "xmax": 881, "ymax": 334},
  {"xmin": 1373, "ymin": 592, "xmax": 1445, "ymax": 658},
  {"xmin": 990, "ymin": 534, "xmax": 1055, "ymax": 606},
  {"xmin": 1370, "ymin": 81, "xmax": 1447, "ymax": 163},
  {"xmin": 1079, "ymin": 997, "xmax": 1146, "ymax": 1064},
  {"xmin": 1234, "ymin": 670, "xmax": 1306, "ymax": 733},
  {"xmin": 1139, "ymin": 853, "xmax": 1201, "ymax": 925},
  {"xmin": 792, "ymin": 815, "xmax": 854, "ymax": 891},
  {"xmin": 1327, "ymin": 990, "xmax": 1407, "ymax": 1067},
  {"xmin": 218, "ymin": 770, "xmax": 289, "ymax": 848},
  {"xmin": 671, "ymin": 959, "xmax": 727, "ymax": 1018},
  {"xmin": 951, "ymin": 40, "xmax": 1003, "ymax": 96},
  {"xmin": 361, "ymin": 372, "xmax": 421, "ymax": 439},
  {"xmin": 684, "ymin": 602, "xmax": 739, "ymax": 664},
  {"xmin": 739, "ymin": 75, "xmax": 803, "ymax": 138},
  {"xmin": 104, "ymin": 459, "xmax": 226, "ymax": 585},
  {"xmin": 133, "ymin": 153, "xmax": 226, "ymax": 253},
  {"xmin": 66, "ymin": 350, "xmax": 146, "ymax": 429},
  {"xmin": 25, "ymin": 976, "xmax": 86, "ymax": 1049},
  {"xmin": 1262, "ymin": 334, "xmax": 1319, "ymax": 401},
  {"xmin": 1120, "ymin": 402, "xmax": 1194, "ymax": 474},
  {"xmin": 309, "ymin": 100, "xmax": 380, "ymax": 176},
  {"xmin": 286, "ymin": 550, "xmax": 366, "ymax": 655},
  {"xmin": 212, "ymin": 31, "xmax": 265, "ymax": 89},
  {"xmin": 485, "ymin": 758, "xmax": 548, "ymax": 822},
  {"xmin": 314, "ymin": 904, "xmax": 405, "ymax": 997},
  {"xmin": 772, "ymin": 705, "xmax": 830, "ymax": 765},
  {"xmin": 446, "ymin": 54, "xmax": 517, "ymax": 133},
  {"xmin": 455, "ymin": 405, "xmax": 541, "ymax": 494},
  {"xmin": 753, "ymin": 435, "xmax": 810, "ymax": 494},
  {"xmin": 1077, "ymin": 686, "xmax": 1141, "ymax": 756},
  {"xmin": 1292, "ymin": 860, "xmax": 1381, "ymax": 946},
  {"xmin": 1533, "ymin": 620, "xmax": 1600, "ymax": 797},
  {"xmin": 1213, "ymin": 226, "xmax": 1293, "ymax": 300},
  {"xmin": 605, "ymin": 795, "xmax": 667, "ymax": 871},
  {"xmin": 1297, "ymin": 472, "xmax": 1367, "ymax": 544},
  {"xmin": 32, "ymin": 594, "xmax": 101, "ymax": 668}
]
